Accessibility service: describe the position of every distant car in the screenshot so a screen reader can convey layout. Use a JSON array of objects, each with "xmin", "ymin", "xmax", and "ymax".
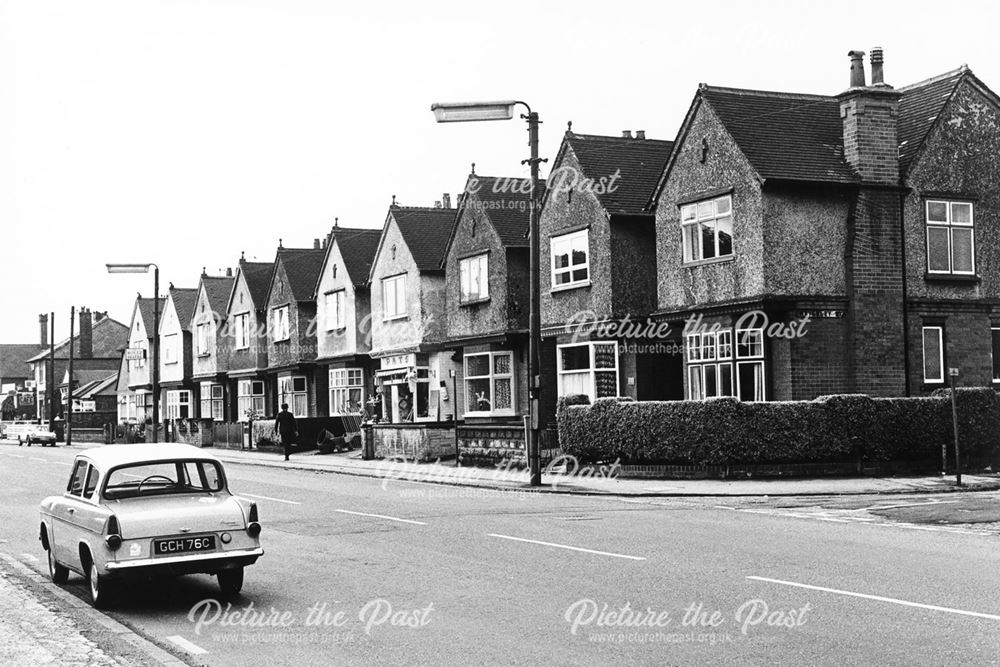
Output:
[
  {"xmin": 6, "ymin": 421, "xmax": 58, "ymax": 447},
  {"xmin": 39, "ymin": 443, "xmax": 263, "ymax": 608}
]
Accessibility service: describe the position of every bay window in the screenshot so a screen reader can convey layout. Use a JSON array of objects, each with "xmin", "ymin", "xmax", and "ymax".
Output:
[
  {"xmin": 329, "ymin": 368, "xmax": 364, "ymax": 415},
  {"xmin": 687, "ymin": 326, "xmax": 763, "ymax": 400},
  {"xmin": 165, "ymin": 390, "xmax": 191, "ymax": 419},
  {"xmin": 237, "ymin": 380, "xmax": 266, "ymax": 420},
  {"xmin": 557, "ymin": 342, "xmax": 619, "ymax": 400},
  {"xmin": 464, "ymin": 351, "xmax": 514, "ymax": 416},
  {"xmin": 280, "ymin": 376, "xmax": 308, "ymax": 417},
  {"xmin": 200, "ymin": 382, "xmax": 225, "ymax": 421}
]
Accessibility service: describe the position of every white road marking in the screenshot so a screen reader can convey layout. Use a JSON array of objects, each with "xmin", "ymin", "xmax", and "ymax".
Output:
[
  {"xmin": 858, "ymin": 500, "xmax": 958, "ymax": 511},
  {"xmin": 29, "ymin": 457, "xmax": 46, "ymax": 462},
  {"xmin": 749, "ymin": 576, "xmax": 1000, "ymax": 621},
  {"xmin": 166, "ymin": 635, "xmax": 208, "ymax": 655},
  {"xmin": 487, "ymin": 533, "xmax": 646, "ymax": 561},
  {"xmin": 54, "ymin": 462, "xmax": 71, "ymax": 466},
  {"xmin": 20, "ymin": 553, "xmax": 38, "ymax": 563},
  {"xmin": 8, "ymin": 454, "xmax": 25, "ymax": 458},
  {"xmin": 334, "ymin": 509, "xmax": 426, "ymax": 525},
  {"xmin": 242, "ymin": 492, "xmax": 301, "ymax": 505}
]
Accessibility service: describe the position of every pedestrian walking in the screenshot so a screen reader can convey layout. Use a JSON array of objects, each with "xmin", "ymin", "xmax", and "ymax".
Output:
[{"xmin": 275, "ymin": 403, "xmax": 298, "ymax": 461}]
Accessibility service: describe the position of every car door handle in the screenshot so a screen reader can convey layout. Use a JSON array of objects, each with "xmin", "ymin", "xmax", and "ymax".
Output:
[{"xmin": 67, "ymin": 508, "xmax": 75, "ymax": 514}]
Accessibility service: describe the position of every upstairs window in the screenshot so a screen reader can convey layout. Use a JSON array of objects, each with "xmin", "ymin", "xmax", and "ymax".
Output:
[
  {"xmin": 926, "ymin": 200, "xmax": 974, "ymax": 275},
  {"xmin": 681, "ymin": 195, "xmax": 733, "ymax": 263},
  {"xmin": 163, "ymin": 334, "xmax": 178, "ymax": 364},
  {"xmin": 551, "ymin": 229, "xmax": 589, "ymax": 289},
  {"xmin": 460, "ymin": 254, "xmax": 489, "ymax": 302},
  {"xmin": 382, "ymin": 274, "xmax": 407, "ymax": 320},
  {"xmin": 273, "ymin": 306, "xmax": 290, "ymax": 341},
  {"xmin": 234, "ymin": 313, "xmax": 250, "ymax": 350},
  {"xmin": 196, "ymin": 322, "xmax": 211, "ymax": 356},
  {"xmin": 326, "ymin": 290, "xmax": 346, "ymax": 330}
]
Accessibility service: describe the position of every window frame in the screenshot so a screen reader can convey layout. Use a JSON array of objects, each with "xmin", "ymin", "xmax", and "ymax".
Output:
[
  {"xmin": 279, "ymin": 375, "xmax": 308, "ymax": 417},
  {"xmin": 556, "ymin": 342, "xmax": 619, "ymax": 401},
  {"xmin": 463, "ymin": 351, "xmax": 515, "ymax": 417},
  {"xmin": 922, "ymin": 325, "xmax": 945, "ymax": 384},
  {"xmin": 326, "ymin": 290, "xmax": 346, "ymax": 331},
  {"xmin": 459, "ymin": 253, "xmax": 490, "ymax": 303},
  {"xmin": 165, "ymin": 390, "xmax": 191, "ymax": 419},
  {"xmin": 681, "ymin": 194, "xmax": 734, "ymax": 264},
  {"xmin": 199, "ymin": 382, "xmax": 225, "ymax": 421},
  {"xmin": 329, "ymin": 368, "xmax": 364, "ymax": 416},
  {"xmin": 163, "ymin": 333, "xmax": 178, "ymax": 365},
  {"xmin": 237, "ymin": 380, "xmax": 266, "ymax": 421},
  {"xmin": 234, "ymin": 312, "xmax": 251, "ymax": 350},
  {"xmin": 273, "ymin": 305, "xmax": 290, "ymax": 342},
  {"xmin": 925, "ymin": 199, "xmax": 976, "ymax": 276},
  {"xmin": 992, "ymin": 327, "xmax": 1000, "ymax": 384},
  {"xmin": 550, "ymin": 229, "xmax": 590, "ymax": 291},
  {"xmin": 686, "ymin": 326, "xmax": 764, "ymax": 401},
  {"xmin": 196, "ymin": 322, "xmax": 211, "ymax": 357},
  {"xmin": 382, "ymin": 274, "xmax": 407, "ymax": 321}
]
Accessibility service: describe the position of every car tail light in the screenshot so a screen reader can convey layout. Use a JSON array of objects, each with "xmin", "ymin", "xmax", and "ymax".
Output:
[
  {"xmin": 248, "ymin": 503, "xmax": 258, "ymax": 523},
  {"xmin": 105, "ymin": 515, "xmax": 122, "ymax": 550}
]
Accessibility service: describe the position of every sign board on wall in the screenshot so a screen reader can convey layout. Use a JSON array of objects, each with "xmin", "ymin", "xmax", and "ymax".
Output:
[{"xmin": 125, "ymin": 348, "xmax": 146, "ymax": 361}]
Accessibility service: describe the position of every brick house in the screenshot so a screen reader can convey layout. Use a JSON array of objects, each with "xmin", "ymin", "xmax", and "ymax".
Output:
[
  {"xmin": 190, "ymin": 269, "xmax": 236, "ymax": 421},
  {"xmin": 368, "ymin": 202, "xmax": 459, "ymax": 425},
  {"xmin": 118, "ymin": 297, "xmax": 165, "ymax": 423},
  {"xmin": 651, "ymin": 49, "xmax": 1000, "ymax": 400},
  {"xmin": 28, "ymin": 309, "xmax": 128, "ymax": 423},
  {"xmin": 539, "ymin": 129, "xmax": 677, "ymax": 407},
  {"xmin": 158, "ymin": 286, "xmax": 199, "ymax": 420},
  {"xmin": 224, "ymin": 257, "xmax": 275, "ymax": 421},
  {"xmin": 313, "ymin": 224, "xmax": 383, "ymax": 418},
  {"xmin": 263, "ymin": 243, "xmax": 326, "ymax": 418},
  {"xmin": 0, "ymin": 339, "xmax": 44, "ymax": 419}
]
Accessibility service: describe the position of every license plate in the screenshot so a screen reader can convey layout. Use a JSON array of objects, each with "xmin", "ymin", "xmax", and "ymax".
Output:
[{"xmin": 154, "ymin": 535, "xmax": 216, "ymax": 555}]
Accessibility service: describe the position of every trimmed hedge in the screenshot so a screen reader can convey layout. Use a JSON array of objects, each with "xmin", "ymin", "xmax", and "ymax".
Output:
[{"xmin": 557, "ymin": 388, "xmax": 1000, "ymax": 466}]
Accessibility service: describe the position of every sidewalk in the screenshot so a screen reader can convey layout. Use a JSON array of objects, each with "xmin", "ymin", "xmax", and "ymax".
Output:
[{"xmin": 202, "ymin": 446, "xmax": 1000, "ymax": 497}]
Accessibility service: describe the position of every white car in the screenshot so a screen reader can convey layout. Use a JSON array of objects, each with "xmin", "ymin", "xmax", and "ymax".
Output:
[
  {"xmin": 39, "ymin": 443, "xmax": 263, "ymax": 608},
  {"xmin": 6, "ymin": 421, "xmax": 58, "ymax": 446}
]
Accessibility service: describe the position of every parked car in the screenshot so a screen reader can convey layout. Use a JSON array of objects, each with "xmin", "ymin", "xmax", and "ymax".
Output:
[
  {"xmin": 38, "ymin": 443, "xmax": 263, "ymax": 608},
  {"xmin": 6, "ymin": 421, "xmax": 58, "ymax": 446}
]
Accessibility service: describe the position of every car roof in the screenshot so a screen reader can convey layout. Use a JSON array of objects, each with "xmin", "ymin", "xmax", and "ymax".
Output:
[{"xmin": 78, "ymin": 444, "xmax": 223, "ymax": 469}]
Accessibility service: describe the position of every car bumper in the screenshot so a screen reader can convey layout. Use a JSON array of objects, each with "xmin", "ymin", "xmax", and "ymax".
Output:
[{"xmin": 105, "ymin": 547, "xmax": 264, "ymax": 576}]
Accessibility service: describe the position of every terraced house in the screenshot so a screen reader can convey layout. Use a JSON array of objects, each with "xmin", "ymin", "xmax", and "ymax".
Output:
[
  {"xmin": 264, "ymin": 243, "xmax": 326, "ymax": 417},
  {"xmin": 118, "ymin": 296, "xmax": 165, "ymax": 424},
  {"xmin": 313, "ymin": 224, "xmax": 383, "ymax": 418},
  {"xmin": 651, "ymin": 49, "xmax": 1000, "ymax": 400},
  {"xmin": 191, "ymin": 269, "xmax": 236, "ymax": 421},
  {"xmin": 224, "ymin": 256, "xmax": 275, "ymax": 421},
  {"xmin": 540, "ymin": 128, "xmax": 677, "ymax": 405},
  {"xmin": 158, "ymin": 285, "xmax": 199, "ymax": 420}
]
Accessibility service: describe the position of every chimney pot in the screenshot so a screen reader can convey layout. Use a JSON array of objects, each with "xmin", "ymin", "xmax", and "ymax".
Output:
[
  {"xmin": 848, "ymin": 50, "xmax": 867, "ymax": 88},
  {"xmin": 226, "ymin": 267, "xmax": 233, "ymax": 277},
  {"xmin": 635, "ymin": 130, "xmax": 646, "ymax": 140},
  {"xmin": 870, "ymin": 46, "xmax": 885, "ymax": 85},
  {"xmin": 314, "ymin": 238, "xmax": 321, "ymax": 250},
  {"xmin": 622, "ymin": 130, "xmax": 633, "ymax": 139},
  {"xmin": 442, "ymin": 193, "xmax": 451, "ymax": 208},
  {"xmin": 434, "ymin": 201, "xmax": 442, "ymax": 208},
  {"xmin": 39, "ymin": 314, "xmax": 48, "ymax": 346},
  {"xmin": 78, "ymin": 308, "xmax": 93, "ymax": 359}
]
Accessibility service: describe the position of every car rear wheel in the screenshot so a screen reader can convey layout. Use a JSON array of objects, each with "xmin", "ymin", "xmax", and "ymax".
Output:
[
  {"xmin": 47, "ymin": 548, "xmax": 68, "ymax": 584},
  {"xmin": 217, "ymin": 567, "xmax": 244, "ymax": 596},
  {"xmin": 87, "ymin": 559, "xmax": 113, "ymax": 609},
  {"xmin": 25, "ymin": 437, "xmax": 32, "ymax": 447}
]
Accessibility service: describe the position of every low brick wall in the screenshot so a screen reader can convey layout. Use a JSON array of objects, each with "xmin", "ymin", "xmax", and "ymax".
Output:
[
  {"xmin": 459, "ymin": 424, "xmax": 525, "ymax": 467},
  {"xmin": 167, "ymin": 418, "xmax": 213, "ymax": 447},
  {"xmin": 67, "ymin": 428, "xmax": 106, "ymax": 444},
  {"xmin": 373, "ymin": 423, "xmax": 455, "ymax": 462}
]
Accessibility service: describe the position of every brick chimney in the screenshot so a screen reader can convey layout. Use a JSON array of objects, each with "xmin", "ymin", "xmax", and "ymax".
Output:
[
  {"xmin": 226, "ymin": 267, "xmax": 233, "ymax": 277},
  {"xmin": 442, "ymin": 193, "xmax": 451, "ymax": 208},
  {"xmin": 837, "ymin": 48, "xmax": 901, "ymax": 185},
  {"xmin": 39, "ymin": 314, "xmax": 48, "ymax": 346},
  {"xmin": 78, "ymin": 308, "xmax": 93, "ymax": 359},
  {"xmin": 635, "ymin": 130, "xmax": 646, "ymax": 140},
  {"xmin": 621, "ymin": 130, "xmax": 633, "ymax": 139},
  {"xmin": 313, "ymin": 238, "xmax": 321, "ymax": 250}
]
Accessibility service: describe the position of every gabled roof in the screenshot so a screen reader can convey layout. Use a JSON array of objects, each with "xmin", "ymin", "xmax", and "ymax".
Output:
[
  {"xmin": 27, "ymin": 315, "xmax": 129, "ymax": 362},
  {"xmin": 136, "ymin": 297, "xmax": 166, "ymax": 340},
  {"xmin": 229, "ymin": 260, "xmax": 274, "ymax": 313},
  {"xmin": 378, "ymin": 206, "xmax": 458, "ymax": 275},
  {"xmin": 471, "ymin": 175, "xmax": 545, "ymax": 247},
  {"xmin": 0, "ymin": 344, "xmax": 44, "ymax": 379},
  {"xmin": 166, "ymin": 287, "xmax": 199, "ymax": 330},
  {"xmin": 699, "ymin": 86, "xmax": 858, "ymax": 185},
  {"xmin": 549, "ymin": 133, "xmax": 674, "ymax": 215},
  {"xmin": 74, "ymin": 373, "xmax": 118, "ymax": 399},
  {"xmin": 322, "ymin": 227, "xmax": 382, "ymax": 289},
  {"xmin": 62, "ymin": 368, "xmax": 115, "ymax": 389},
  {"xmin": 198, "ymin": 275, "xmax": 236, "ymax": 322},
  {"xmin": 271, "ymin": 248, "xmax": 325, "ymax": 303}
]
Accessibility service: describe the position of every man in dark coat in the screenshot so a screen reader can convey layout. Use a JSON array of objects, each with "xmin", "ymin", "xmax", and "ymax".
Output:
[{"xmin": 274, "ymin": 403, "xmax": 298, "ymax": 461}]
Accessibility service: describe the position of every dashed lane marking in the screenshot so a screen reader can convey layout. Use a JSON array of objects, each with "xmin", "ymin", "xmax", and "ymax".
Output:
[
  {"xmin": 334, "ymin": 509, "xmax": 426, "ymax": 525},
  {"xmin": 749, "ymin": 576, "xmax": 1000, "ymax": 621},
  {"xmin": 166, "ymin": 635, "xmax": 208, "ymax": 655},
  {"xmin": 487, "ymin": 533, "xmax": 646, "ymax": 561},
  {"xmin": 242, "ymin": 492, "xmax": 302, "ymax": 505},
  {"xmin": 20, "ymin": 553, "xmax": 38, "ymax": 563}
]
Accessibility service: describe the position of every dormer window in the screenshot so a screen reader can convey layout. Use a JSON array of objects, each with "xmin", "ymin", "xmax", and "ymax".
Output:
[
  {"xmin": 459, "ymin": 254, "xmax": 489, "ymax": 303},
  {"xmin": 273, "ymin": 306, "xmax": 290, "ymax": 341},
  {"xmin": 551, "ymin": 229, "xmax": 590, "ymax": 290},
  {"xmin": 926, "ymin": 200, "xmax": 975, "ymax": 275}
]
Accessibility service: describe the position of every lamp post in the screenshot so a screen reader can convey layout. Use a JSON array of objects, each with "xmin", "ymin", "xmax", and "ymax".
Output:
[
  {"xmin": 431, "ymin": 100, "xmax": 543, "ymax": 486},
  {"xmin": 107, "ymin": 263, "xmax": 160, "ymax": 443}
]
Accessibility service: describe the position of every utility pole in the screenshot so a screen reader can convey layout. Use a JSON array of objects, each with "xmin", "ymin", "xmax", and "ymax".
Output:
[
  {"xmin": 48, "ymin": 312, "xmax": 55, "ymax": 427},
  {"xmin": 67, "ymin": 306, "xmax": 75, "ymax": 447},
  {"xmin": 525, "ymin": 110, "xmax": 543, "ymax": 487},
  {"xmin": 949, "ymin": 368, "xmax": 961, "ymax": 486}
]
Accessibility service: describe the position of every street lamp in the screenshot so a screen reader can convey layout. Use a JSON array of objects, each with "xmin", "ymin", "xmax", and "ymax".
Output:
[
  {"xmin": 107, "ymin": 263, "xmax": 160, "ymax": 443},
  {"xmin": 431, "ymin": 99, "xmax": 543, "ymax": 486}
]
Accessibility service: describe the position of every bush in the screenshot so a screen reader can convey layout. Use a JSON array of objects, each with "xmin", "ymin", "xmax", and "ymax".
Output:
[{"xmin": 556, "ymin": 389, "xmax": 1000, "ymax": 466}]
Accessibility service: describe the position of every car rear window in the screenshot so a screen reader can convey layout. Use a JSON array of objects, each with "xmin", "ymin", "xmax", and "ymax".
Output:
[{"xmin": 103, "ymin": 460, "xmax": 225, "ymax": 499}]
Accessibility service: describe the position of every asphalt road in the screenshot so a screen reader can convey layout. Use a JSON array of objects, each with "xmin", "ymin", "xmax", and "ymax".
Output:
[{"xmin": 3, "ymin": 441, "xmax": 1000, "ymax": 666}]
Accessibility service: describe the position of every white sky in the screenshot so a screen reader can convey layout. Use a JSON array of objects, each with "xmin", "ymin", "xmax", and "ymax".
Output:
[{"xmin": 2, "ymin": 0, "xmax": 997, "ymax": 342}]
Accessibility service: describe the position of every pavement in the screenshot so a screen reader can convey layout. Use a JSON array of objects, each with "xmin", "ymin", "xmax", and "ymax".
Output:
[{"xmin": 197, "ymin": 445, "xmax": 1000, "ymax": 497}]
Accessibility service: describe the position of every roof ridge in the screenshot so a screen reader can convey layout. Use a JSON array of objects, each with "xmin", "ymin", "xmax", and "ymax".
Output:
[
  {"xmin": 897, "ymin": 66, "xmax": 969, "ymax": 92},
  {"xmin": 701, "ymin": 84, "xmax": 833, "ymax": 102},
  {"xmin": 392, "ymin": 205, "xmax": 457, "ymax": 211},
  {"xmin": 568, "ymin": 132, "xmax": 673, "ymax": 144}
]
